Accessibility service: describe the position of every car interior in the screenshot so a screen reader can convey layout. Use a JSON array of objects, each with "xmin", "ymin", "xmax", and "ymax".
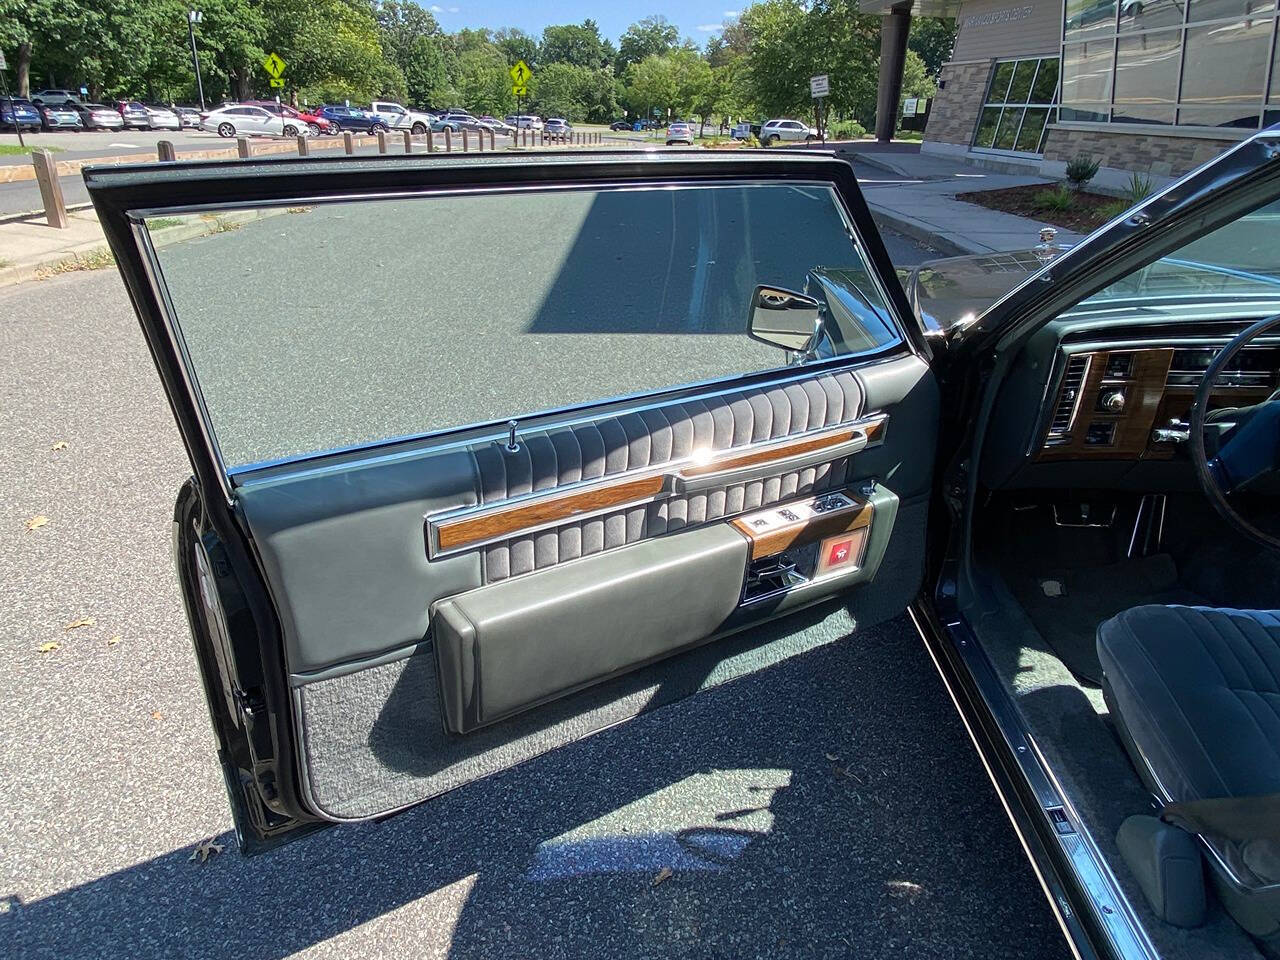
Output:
[
  {"xmin": 959, "ymin": 198, "xmax": 1280, "ymax": 960},
  {"xmin": 87, "ymin": 147, "xmax": 1280, "ymax": 960}
]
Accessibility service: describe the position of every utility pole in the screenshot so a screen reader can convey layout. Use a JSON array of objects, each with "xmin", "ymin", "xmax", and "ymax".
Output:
[{"xmin": 187, "ymin": 9, "xmax": 206, "ymax": 111}]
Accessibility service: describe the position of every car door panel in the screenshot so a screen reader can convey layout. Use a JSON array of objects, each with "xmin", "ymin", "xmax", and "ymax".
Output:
[
  {"xmin": 86, "ymin": 152, "xmax": 939, "ymax": 846},
  {"xmin": 238, "ymin": 352, "xmax": 935, "ymax": 820}
]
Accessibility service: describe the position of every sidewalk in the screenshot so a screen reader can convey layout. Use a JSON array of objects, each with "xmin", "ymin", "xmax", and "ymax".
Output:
[
  {"xmin": 0, "ymin": 208, "xmax": 109, "ymax": 286},
  {"xmin": 841, "ymin": 142, "xmax": 1084, "ymax": 257}
]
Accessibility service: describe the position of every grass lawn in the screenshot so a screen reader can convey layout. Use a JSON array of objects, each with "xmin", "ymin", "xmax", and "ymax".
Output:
[{"xmin": 0, "ymin": 144, "xmax": 63, "ymax": 156}]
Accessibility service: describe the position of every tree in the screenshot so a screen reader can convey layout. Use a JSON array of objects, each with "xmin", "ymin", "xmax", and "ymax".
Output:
[
  {"xmin": 540, "ymin": 20, "xmax": 608, "ymax": 69},
  {"xmin": 901, "ymin": 49, "xmax": 935, "ymax": 101},
  {"xmin": 615, "ymin": 15, "xmax": 678, "ymax": 74},
  {"xmin": 529, "ymin": 62, "xmax": 618, "ymax": 122},
  {"xmin": 908, "ymin": 17, "xmax": 956, "ymax": 79},
  {"xmin": 493, "ymin": 27, "xmax": 538, "ymax": 69},
  {"xmin": 451, "ymin": 43, "xmax": 513, "ymax": 115},
  {"xmin": 374, "ymin": 0, "xmax": 447, "ymax": 106}
]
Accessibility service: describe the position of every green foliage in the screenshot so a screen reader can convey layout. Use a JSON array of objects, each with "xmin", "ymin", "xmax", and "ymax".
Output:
[
  {"xmin": 907, "ymin": 18, "xmax": 956, "ymax": 77},
  {"xmin": 530, "ymin": 62, "xmax": 619, "ymax": 123},
  {"xmin": 1094, "ymin": 198, "xmax": 1131, "ymax": 222},
  {"xmin": 615, "ymin": 15, "xmax": 678, "ymax": 74},
  {"xmin": 901, "ymin": 50, "xmax": 935, "ymax": 100},
  {"xmin": 1122, "ymin": 170, "xmax": 1155, "ymax": 204},
  {"xmin": 1065, "ymin": 153, "xmax": 1101, "ymax": 189},
  {"xmin": 376, "ymin": 0, "xmax": 448, "ymax": 107},
  {"xmin": 742, "ymin": 133, "xmax": 760, "ymax": 148},
  {"xmin": 540, "ymin": 20, "xmax": 609, "ymax": 69},
  {"xmin": 830, "ymin": 120, "xmax": 867, "ymax": 140},
  {"xmin": 493, "ymin": 28, "xmax": 538, "ymax": 69},
  {"xmin": 1035, "ymin": 185, "xmax": 1076, "ymax": 212}
]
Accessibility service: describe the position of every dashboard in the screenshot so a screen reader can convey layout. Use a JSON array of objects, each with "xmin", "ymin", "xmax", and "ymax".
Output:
[{"xmin": 981, "ymin": 314, "xmax": 1280, "ymax": 490}]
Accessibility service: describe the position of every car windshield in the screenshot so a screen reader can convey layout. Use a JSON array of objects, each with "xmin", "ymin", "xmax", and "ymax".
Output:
[
  {"xmin": 1076, "ymin": 196, "xmax": 1280, "ymax": 310},
  {"xmin": 141, "ymin": 181, "xmax": 901, "ymax": 468}
]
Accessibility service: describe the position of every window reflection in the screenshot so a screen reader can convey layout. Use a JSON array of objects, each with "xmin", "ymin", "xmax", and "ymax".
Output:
[{"xmin": 972, "ymin": 57, "xmax": 1061, "ymax": 153}]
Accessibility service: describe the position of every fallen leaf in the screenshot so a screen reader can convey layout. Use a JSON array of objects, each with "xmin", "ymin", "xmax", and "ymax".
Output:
[
  {"xmin": 25, "ymin": 515, "xmax": 49, "ymax": 532},
  {"xmin": 824, "ymin": 752, "xmax": 841, "ymax": 762},
  {"xmin": 37, "ymin": 641, "xmax": 60, "ymax": 654},
  {"xmin": 189, "ymin": 837, "xmax": 224, "ymax": 863},
  {"xmin": 106, "ymin": 635, "xmax": 122, "ymax": 646},
  {"xmin": 652, "ymin": 866, "xmax": 673, "ymax": 887},
  {"xmin": 832, "ymin": 765, "xmax": 863, "ymax": 783},
  {"xmin": 886, "ymin": 879, "xmax": 924, "ymax": 900},
  {"xmin": 151, "ymin": 710, "xmax": 163, "ymax": 720},
  {"xmin": 50, "ymin": 441, "xmax": 68, "ymax": 451},
  {"xmin": 63, "ymin": 617, "xmax": 95, "ymax": 630}
]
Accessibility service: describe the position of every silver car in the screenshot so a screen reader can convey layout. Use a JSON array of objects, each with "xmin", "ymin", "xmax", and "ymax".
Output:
[
  {"xmin": 75, "ymin": 103, "xmax": 125, "ymax": 130},
  {"xmin": 144, "ymin": 104, "xmax": 182, "ymax": 131}
]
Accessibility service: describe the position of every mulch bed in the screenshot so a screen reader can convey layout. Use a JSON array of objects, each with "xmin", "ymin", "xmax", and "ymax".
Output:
[{"xmin": 959, "ymin": 183, "xmax": 1119, "ymax": 233}]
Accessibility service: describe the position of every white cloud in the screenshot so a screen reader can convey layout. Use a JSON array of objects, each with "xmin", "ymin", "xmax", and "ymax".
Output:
[
  {"xmin": 696, "ymin": 23, "xmax": 721, "ymax": 31},
  {"xmin": 724, "ymin": 9, "xmax": 740, "ymax": 15},
  {"xmin": 429, "ymin": 4, "xmax": 442, "ymax": 10},
  {"xmin": 447, "ymin": 4, "xmax": 459, "ymax": 10}
]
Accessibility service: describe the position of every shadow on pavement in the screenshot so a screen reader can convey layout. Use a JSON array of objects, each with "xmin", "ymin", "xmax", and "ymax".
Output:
[{"xmin": 5, "ymin": 616, "xmax": 1069, "ymax": 960}]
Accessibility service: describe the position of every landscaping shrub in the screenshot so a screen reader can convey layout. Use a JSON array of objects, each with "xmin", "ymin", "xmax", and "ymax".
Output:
[
  {"xmin": 829, "ymin": 120, "xmax": 867, "ymax": 139},
  {"xmin": 1094, "ymin": 198, "xmax": 1131, "ymax": 222},
  {"xmin": 1035, "ymin": 185, "xmax": 1076, "ymax": 212},
  {"xmin": 1065, "ymin": 153, "xmax": 1100, "ymax": 189},
  {"xmin": 743, "ymin": 133, "xmax": 760, "ymax": 148},
  {"xmin": 1122, "ymin": 171, "xmax": 1155, "ymax": 204}
]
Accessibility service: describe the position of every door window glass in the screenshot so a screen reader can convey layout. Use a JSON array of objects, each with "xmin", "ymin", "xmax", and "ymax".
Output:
[{"xmin": 143, "ymin": 183, "xmax": 903, "ymax": 469}]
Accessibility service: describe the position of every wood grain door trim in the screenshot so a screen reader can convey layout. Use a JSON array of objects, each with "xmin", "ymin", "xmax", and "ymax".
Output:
[
  {"xmin": 730, "ymin": 497, "xmax": 874, "ymax": 560},
  {"xmin": 427, "ymin": 415, "xmax": 886, "ymax": 558}
]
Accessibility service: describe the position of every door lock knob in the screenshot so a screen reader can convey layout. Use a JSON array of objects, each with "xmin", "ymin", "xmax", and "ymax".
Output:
[{"xmin": 1100, "ymin": 390, "xmax": 1125, "ymax": 413}]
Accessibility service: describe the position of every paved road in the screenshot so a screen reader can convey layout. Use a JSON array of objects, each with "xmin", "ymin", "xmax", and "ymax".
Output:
[{"xmin": 0, "ymin": 228, "xmax": 1066, "ymax": 960}]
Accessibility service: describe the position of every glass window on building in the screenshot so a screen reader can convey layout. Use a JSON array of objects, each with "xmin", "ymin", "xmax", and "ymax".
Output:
[
  {"xmin": 1061, "ymin": 0, "xmax": 1280, "ymax": 129},
  {"xmin": 973, "ymin": 58, "xmax": 1060, "ymax": 154}
]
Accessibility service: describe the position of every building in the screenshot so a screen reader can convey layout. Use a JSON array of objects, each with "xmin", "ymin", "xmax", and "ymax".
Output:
[{"xmin": 864, "ymin": 0, "xmax": 1280, "ymax": 189}]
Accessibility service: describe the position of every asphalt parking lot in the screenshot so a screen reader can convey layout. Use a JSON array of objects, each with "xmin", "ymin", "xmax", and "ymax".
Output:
[{"xmin": 0, "ymin": 221, "xmax": 1071, "ymax": 959}]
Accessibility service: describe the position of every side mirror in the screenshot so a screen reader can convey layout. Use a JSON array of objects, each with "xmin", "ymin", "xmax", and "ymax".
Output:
[{"xmin": 748, "ymin": 285, "xmax": 822, "ymax": 355}]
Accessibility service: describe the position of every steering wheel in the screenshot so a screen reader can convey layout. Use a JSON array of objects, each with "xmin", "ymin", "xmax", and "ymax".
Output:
[{"xmin": 1190, "ymin": 313, "xmax": 1280, "ymax": 550}]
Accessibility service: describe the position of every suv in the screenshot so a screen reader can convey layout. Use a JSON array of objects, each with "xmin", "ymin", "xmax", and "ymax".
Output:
[
  {"xmin": 315, "ymin": 105, "xmax": 387, "ymax": 135},
  {"xmin": 760, "ymin": 119, "xmax": 818, "ymax": 143},
  {"xmin": 0, "ymin": 97, "xmax": 41, "ymax": 131},
  {"xmin": 514, "ymin": 115, "xmax": 543, "ymax": 131},
  {"xmin": 31, "ymin": 89, "xmax": 81, "ymax": 107},
  {"xmin": 368, "ymin": 101, "xmax": 435, "ymax": 135},
  {"xmin": 116, "ymin": 101, "xmax": 151, "ymax": 129}
]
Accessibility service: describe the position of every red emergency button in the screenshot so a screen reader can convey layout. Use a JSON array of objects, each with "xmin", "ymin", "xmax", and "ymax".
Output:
[{"xmin": 826, "ymin": 537, "xmax": 854, "ymax": 567}]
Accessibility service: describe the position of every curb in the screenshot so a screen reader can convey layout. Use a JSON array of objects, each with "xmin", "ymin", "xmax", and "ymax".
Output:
[
  {"xmin": 0, "ymin": 239, "xmax": 113, "ymax": 287},
  {"xmin": 865, "ymin": 203, "xmax": 986, "ymax": 258}
]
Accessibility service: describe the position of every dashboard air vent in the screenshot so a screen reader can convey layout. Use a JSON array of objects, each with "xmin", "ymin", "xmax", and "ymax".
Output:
[{"xmin": 1045, "ymin": 354, "xmax": 1090, "ymax": 446}]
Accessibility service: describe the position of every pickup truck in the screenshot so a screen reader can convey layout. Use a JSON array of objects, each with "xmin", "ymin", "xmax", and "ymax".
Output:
[{"xmin": 368, "ymin": 101, "xmax": 436, "ymax": 135}]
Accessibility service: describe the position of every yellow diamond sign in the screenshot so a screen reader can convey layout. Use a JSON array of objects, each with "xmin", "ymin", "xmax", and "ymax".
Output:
[
  {"xmin": 509, "ymin": 60, "xmax": 531, "ymax": 87},
  {"xmin": 263, "ymin": 52, "xmax": 286, "ymax": 79}
]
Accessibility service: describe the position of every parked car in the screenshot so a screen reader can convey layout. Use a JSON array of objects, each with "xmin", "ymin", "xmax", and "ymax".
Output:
[
  {"xmin": 314, "ymin": 105, "xmax": 386, "ymax": 134},
  {"xmin": 545, "ymin": 118, "xmax": 571, "ymax": 137},
  {"xmin": 632, "ymin": 118, "xmax": 658, "ymax": 131},
  {"xmin": 760, "ymin": 118, "xmax": 819, "ymax": 143},
  {"xmin": 609, "ymin": 119, "xmax": 633, "ymax": 131},
  {"xmin": 116, "ymin": 101, "xmax": 151, "ymax": 129},
  {"xmin": 85, "ymin": 116, "xmax": 1280, "ymax": 960},
  {"xmin": 0, "ymin": 97, "xmax": 41, "ymax": 131},
  {"xmin": 30, "ymin": 89, "xmax": 82, "ymax": 107},
  {"xmin": 73, "ymin": 102, "xmax": 126, "ymax": 130},
  {"xmin": 368, "ymin": 100, "xmax": 435, "ymax": 135},
  {"xmin": 174, "ymin": 106, "xmax": 202, "ymax": 129},
  {"xmin": 37, "ymin": 101, "xmax": 82, "ymax": 131},
  {"xmin": 142, "ymin": 104, "xmax": 181, "ymax": 131},
  {"xmin": 201, "ymin": 104, "xmax": 309, "ymax": 138},
  {"xmin": 514, "ymin": 115, "xmax": 543, "ymax": 131},
  {"xmin": 665, "ymin": 121, "xmax": 695, "ymax": 145},
  {"xmin": 246, "ymin": 101, "xmax": 333, "ymax": 136},
  {"xmin": 431, "ymin": 113, "xmax": 486, "ymax": 132},
  {"xmin": 477, "ymin": 115, "xmax": 515, "ymax": 135}
]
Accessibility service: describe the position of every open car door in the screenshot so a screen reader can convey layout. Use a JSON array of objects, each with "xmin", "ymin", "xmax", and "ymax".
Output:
[{"xmin": 85, "ymin": 152, "xmax": 940, "ymax": 852}]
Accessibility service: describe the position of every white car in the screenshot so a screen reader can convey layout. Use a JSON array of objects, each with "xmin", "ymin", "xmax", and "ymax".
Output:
[
  {"xmin": 368, "ymin": 101, "xmax": 436, "ymax": 135},
  {"xmin": 665, "ymin": 122, "xmax": 695, "ymax": 145},
  {"xmin": 760, "ymin": 118, "xmax": 819, "ymax": 143},
  {"xmin": 202, "ymin": 104, "xmax": 309, "ymax": 138},
  {"xmin": 515, "ymin": 115, "xmax": 543, "ymax": 131},
  {"xmin": 143, "ymin": 104, "xmax": 182, "ymax": 131}
]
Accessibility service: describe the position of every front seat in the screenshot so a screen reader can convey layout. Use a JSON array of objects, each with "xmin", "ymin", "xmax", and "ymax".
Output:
[{"xmin": 1098, "ymin": 605, "xmax": 1280, "ymax": 944}]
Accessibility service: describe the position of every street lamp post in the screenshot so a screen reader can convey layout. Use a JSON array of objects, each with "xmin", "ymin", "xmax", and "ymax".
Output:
[{"xmin": 187, "ymin": 10, "xmax": 206, "ymax": 111}]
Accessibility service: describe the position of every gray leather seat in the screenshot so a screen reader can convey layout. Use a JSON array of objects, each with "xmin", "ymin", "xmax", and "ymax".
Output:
[{"xmin": 1098, "ymin": 605, "xmax": 1280, "ymax": 942}]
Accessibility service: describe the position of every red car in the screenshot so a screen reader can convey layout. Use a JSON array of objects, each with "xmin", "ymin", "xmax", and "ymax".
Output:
[{"xmin": 244, "ymin": 100, "xmax": 335, "ymax": 136}]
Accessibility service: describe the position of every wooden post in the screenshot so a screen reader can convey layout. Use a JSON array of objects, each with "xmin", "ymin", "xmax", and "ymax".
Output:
[
  {"xmin": 402, "ymin": 130, "xmax": 412, "ymax": 153},
  {"xmin": 444, "ymin": 127, "xmax": 452, "ymax": 152},
  {"xmin": 157, "ymin": 140, "xmax": 176, "ymax": 162},
  {"xmin": 512, "ymin": 130, "xmax": 519, "ymax": 149},
  {"xmin": 296, "ymin": 135, "xmax": 309, "ymax": 156},
  {"xmin": 236, "ymin": 136, "xmax": 251, "ymax": 159},
  {"xmin": 31, "ymin": 150, "xmax": 68, "ymax": 229},
  {"xmin": 426, "ymin": 128, "xmax": 435, "ymax": 152},
  {"xmin": 376, "ymin": 129, "xmax": 387, "ymax": 154},
  {"xmin": 477, "ymin": 128, "xmax": 484, "ymax": 151},
  {"xmin": 343, "ymin": 132, "xmax": 354, "ymax": 155},
  {"xmin": 461, "ymin": 128, "xmax": 469, "ymax": 151}
]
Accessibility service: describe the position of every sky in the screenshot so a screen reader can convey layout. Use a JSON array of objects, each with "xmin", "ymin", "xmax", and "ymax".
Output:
[{"xmin": 416, "ymin": 2, "xmax": 742, "ymax": 45}]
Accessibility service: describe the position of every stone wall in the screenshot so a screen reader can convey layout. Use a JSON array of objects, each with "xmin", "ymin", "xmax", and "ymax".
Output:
[
  {"xmin": 924, "ymin": 60, "xmax": 992, "ymax": 146},
  {"xmin": 1042, "ymin": 126, "xmax": 1238, "ymax": 179}
]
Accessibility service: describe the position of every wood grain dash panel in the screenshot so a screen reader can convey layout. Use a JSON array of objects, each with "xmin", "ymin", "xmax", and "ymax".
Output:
[
  {"xmin": 731, "ymin": 499, "xmax": 874, "ymax": 560},
  {"xmin": 436, "ymin": 474, "xmax": 665, "ymax": 551},
  {"xmin": 678, "ymin": 426, "xmax": 856, "ymax": 478}
]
